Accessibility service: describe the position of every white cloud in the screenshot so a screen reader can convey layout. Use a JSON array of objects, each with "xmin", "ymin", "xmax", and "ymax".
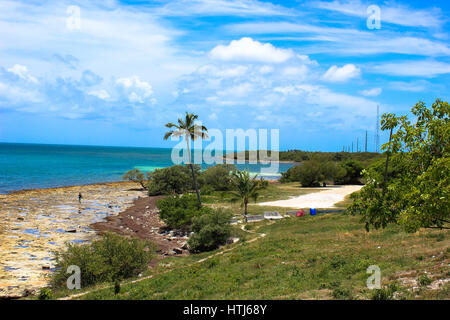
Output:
[
  {"xmin": 322, "ymin": 64, "xmax": 360, "ymax": 82},
  {"xmin": 312, "ymin": 0, "xmax": 443, "ymax": 28},
  {"xmin": 209, "ymin": 37, "xmax": 294, "ymax": 63},
  {"xmin": 359, "ymin": 87, "xmax": 382, "ymax": 97},
  {"xmin": 88, "ymin": 89, "xmax": 110, "ymax": 100},
  {"xmin": 7, "ymin": 64, "xmax": 38, "ymax": 83},
  {"xmin": 371, "ymin": 60, "xmax": 450, "ymax": 77},
  {"xmin": 116, "ymin": 76, "xmax": 155, "ymax": 104}
]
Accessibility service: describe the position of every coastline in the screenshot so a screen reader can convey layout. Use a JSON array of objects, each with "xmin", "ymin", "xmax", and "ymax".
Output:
[
  {"xmin": 217, "ymin": 156, "xmax": 299, "ymax": 164},
  {"xmin": 1, "ymin": 180, "xmax": 128, "ymax": 196},
  {"xmin": 0, "ymin": 181, "xmax": 146, "ymax": 298}
]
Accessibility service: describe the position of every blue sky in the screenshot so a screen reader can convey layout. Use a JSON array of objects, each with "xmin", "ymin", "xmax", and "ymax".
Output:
[{"xmin": 0, "ymin": 0, "xmax": 449, "ymax": 151}]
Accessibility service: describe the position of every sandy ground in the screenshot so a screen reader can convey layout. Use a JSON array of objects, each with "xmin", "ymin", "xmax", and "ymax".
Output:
[{"xmin": 257, "ymin": 185, "xmax": 363, "ymax": 209}]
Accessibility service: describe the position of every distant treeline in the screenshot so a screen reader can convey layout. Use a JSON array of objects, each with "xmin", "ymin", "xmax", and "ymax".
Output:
[{"xmin": 226, "ymin": 150, "xmax": 382, "ymax": 166}]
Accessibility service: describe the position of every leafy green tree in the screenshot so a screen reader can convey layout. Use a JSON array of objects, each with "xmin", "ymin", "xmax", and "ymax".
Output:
[
  {"xmin": 122, "ymin": 169, "xmax": 148, "ymax": 189},
  {"xmin": 228, "ymin": 170, "xmax": 266, "ymax": 222},
  {"xmin": 146, "ymin": 165, "xmax": 199, "ymax": 196},
  {"xmin": 335, "ymin": 160, "xmax": 364, "ymax": 185},
  {"xmin": 164, "ymin": 112, "xmax": 208, "ymax": 207},
  {"xmin": 198, "ymin": 164, "xmax": 236, "ymax": 191},
  {"xmin": 348, "ymin": 99, "xmax": 449, "ymax": 232}
]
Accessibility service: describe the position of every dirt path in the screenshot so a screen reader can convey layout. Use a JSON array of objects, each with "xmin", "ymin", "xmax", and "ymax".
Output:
[{"xmin": 257, "ymin": 185, "xmax": 363, "ymax": 208}]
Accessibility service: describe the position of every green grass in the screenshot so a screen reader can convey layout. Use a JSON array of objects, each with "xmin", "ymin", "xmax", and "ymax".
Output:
[{"xmin": 57, "ymin": 212, "xmax": 449, "ymax": 300}]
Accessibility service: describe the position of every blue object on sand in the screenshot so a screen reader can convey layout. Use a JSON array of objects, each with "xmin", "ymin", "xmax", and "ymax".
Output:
[{"xmin": 310, "ymin": 208, "xmax": 316, "ymax": 215}]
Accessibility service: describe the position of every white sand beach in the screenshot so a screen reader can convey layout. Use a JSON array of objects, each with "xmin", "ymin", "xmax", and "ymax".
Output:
[{"xmin": 257, "ymin": 185, "xmax": 363, "ymax": 209}]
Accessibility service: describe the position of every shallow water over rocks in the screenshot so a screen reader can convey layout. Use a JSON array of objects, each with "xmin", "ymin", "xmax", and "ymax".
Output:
[{"xmin": 0, "ymin": 181, "xmax": 145, "ymax": 298}]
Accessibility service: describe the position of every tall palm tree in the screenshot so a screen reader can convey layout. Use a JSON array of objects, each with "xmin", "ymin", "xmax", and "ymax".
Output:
[
  {"xmin": 228, "ymin": 170, "xmax": 266, "ymax": 223},
  {"xmin": 164, "ymin": 112, "xmax": 208, "ymax": 207}
]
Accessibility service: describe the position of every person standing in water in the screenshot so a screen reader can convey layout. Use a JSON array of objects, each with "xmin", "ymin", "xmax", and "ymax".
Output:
[{"xmin": 78, "ymin": 192, "xmax": 82, "ymax": 203}]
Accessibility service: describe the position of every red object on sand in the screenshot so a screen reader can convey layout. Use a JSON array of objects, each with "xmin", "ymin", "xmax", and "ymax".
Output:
[{"xmin": 296, "ymin": 210, "xmax": 305, "ymax": 217}]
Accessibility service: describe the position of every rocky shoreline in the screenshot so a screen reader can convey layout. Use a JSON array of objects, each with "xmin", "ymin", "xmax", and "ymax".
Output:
[{"xmin": 0, "ymin": 181, "xmax": 153, "ymax": 298}]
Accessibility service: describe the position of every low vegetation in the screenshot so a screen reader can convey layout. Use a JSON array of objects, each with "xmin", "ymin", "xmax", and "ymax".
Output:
[
  {"xmin": 156, "ymin": 194, "xmax": 213, "ymax": 230},
  {"xmin": 51, "ymin": 232, "xmax": 155, "ymax": 289},
  {"xmin": 188, "ymin": 209, "xmax": 233, "ymax": 253}
]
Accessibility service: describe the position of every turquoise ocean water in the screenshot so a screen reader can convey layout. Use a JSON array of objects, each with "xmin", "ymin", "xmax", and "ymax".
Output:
[{"xmin": 0, "ymin": 143, "xmax": 295, "ymax": 194}]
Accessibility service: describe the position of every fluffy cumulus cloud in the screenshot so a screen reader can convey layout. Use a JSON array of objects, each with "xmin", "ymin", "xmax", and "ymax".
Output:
[
  {"xmin": 0, "ymin": 62, "xmax": 157, "ymax": 120},
  {"xmin": 209, "ymin": 37, "xmax": 294, "ymax": 63},
  {"xmin": 173, "ymin": 38, "xmax": 377, "ymax": 130},
  {"xmin": 116, "ymin": 76, "xmax": 156, "ymax": 104},
  {"xmin": 322, "ymin": 64, "xmax": 361, "ymax": 82}
]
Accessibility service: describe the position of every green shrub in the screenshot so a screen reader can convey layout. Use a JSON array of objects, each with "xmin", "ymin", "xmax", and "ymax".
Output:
[
  {"xmin": 38, "ymin": 287, "xmax": 53, "ymax": 300},
  {"xmin": 188, "ymin": 209, "xmax": 233, "ymax": 253},
  {"xmin": 157, "ymin": 194, "xmax": 213, "ymax": 230},
  {"xmin": 199, "ymin": 164, "xmax": 236, "ymax": 191},
  {"xmin": 332, "ymin": 287, "xmax": 353, "ymax": 300},
  {"xmin": 370, "ymin": 283, "xmax": 399, "ymax": 300},
  {"xmin": 417, "ymin": 274, "xmax": 432, "ymax": 286},
  {"xmin": 147, "ymin": 165, "xmax": 199, "ymax": 196},
  {"xmin": 200, "ymin": 184, "xmax": 215, "ymax": 195},
  {"xmin": 51, "ymin": 232, "xmax": 155, "ymax": 288}
]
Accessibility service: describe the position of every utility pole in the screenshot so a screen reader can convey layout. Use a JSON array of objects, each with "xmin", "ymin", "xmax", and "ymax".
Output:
[
  {"xmin": 365, "ymin": 130, "xmax": 368, "ymax": 152},
  {"xmin": 351, "ymin": 142, "xmax": 353, "ymax": 153},
  {"xmin": 357, "ymin": 137, "xmax": 359, "ymax": 152}
]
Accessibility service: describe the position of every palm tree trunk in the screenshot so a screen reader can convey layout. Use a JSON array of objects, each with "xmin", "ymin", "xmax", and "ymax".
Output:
[
  {"xmin": 244, "ymin": 200, "xmax": 248, "ymax": 223},
  {"xmin": 186, "ymin": 136, "xmax": 202, "ymax": 207}
]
